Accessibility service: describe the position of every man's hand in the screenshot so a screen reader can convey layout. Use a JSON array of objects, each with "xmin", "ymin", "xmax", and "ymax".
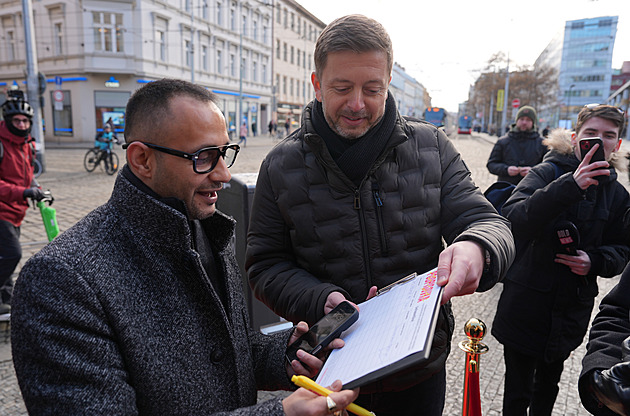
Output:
[
  {"xmin": 519, "ymin": 166, "xmax": 532, "ymax": 177},
  {"xmin": 507, "ymin": 166, "xmax": 520, "ymax": 177},
  {"xmin": 323, "ymin": 287, "xmax": 377, "ymax": 315},
  {"xmin": 555, "ymin": 250, "xmax": 592, "ymax": 276},
  {"xmin": 286, "ymin": 321, "xmax": 345, "ymax": 379},
  {"xmin": 282, "ymin": 380, "xmax": 359, "ymax": 416},
  {"xmin": 23, "ymin": 187, "xmax": 45, "ymax": 202},
  {"xmin": 436, "ymin": 241, "xmax": 485, "ymax": 305},
  {"xmin": 573, "ymin": 144, "xmax": 610, "ymax": 190}
]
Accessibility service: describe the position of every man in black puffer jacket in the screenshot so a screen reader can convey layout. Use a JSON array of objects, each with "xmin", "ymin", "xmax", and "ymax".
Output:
[
  {"xmin": 487, "ymin": 105, "xmax": 547, "ymax": 185},
  {"xmin": 246, "ymin": 14, "xmax": 515, "ymax": 416}
]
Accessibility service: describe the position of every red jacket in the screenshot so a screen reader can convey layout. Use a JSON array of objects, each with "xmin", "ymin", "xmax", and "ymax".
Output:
[{"xmin": 0, "ymin": 120, "xmax": 34, "ymax": 227}]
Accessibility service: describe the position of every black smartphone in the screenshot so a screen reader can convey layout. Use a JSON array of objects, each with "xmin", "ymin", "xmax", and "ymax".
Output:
[
  {"xmin": 285, "ymin": 301, "xmax": 359, "ymax": 366},
  {"xmin": 553, "ymin": 220, "xmax": 580, "ymax": 256},
  {"xmin": 579, "ymin": 137, "xmax": 605, "ymax": 163}
]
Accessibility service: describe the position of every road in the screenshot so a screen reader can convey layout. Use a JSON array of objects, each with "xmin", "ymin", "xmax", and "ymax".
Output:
[{"xmin": 1, "ymin": 132, "xmax": 625, "ymax": 415}]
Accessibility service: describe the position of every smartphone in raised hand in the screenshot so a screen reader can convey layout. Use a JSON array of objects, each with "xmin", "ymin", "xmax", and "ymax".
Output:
[{"xmin": 579, "ymin": 137, "xmax": 605, "ymax": 163}]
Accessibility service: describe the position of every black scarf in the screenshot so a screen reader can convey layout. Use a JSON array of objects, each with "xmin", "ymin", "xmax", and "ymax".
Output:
[{"xmin": 311, "ymin": 92, "xmax": 397, "ymax": 186}]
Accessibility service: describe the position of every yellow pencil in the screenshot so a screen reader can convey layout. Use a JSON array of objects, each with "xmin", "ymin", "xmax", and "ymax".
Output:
[{"xmin": 291, "ymin": 375, "xmax": 376, "ymax": 416}]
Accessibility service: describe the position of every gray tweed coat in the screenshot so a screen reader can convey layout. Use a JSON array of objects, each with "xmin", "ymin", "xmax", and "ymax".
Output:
[{"xmin": 11, "ymin": 169, "xmax": 293, "ymax": 415}]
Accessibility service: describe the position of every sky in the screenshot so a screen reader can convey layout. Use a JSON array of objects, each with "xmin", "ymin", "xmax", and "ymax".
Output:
[{"xmin": 296, "ymin": 0, "xmax": 629, "ymax": 113}]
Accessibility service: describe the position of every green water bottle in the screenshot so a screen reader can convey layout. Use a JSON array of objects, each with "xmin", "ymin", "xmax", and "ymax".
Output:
[{"xmin": 37, "ymin": 191, "xmax": 59, "ymax": 241}]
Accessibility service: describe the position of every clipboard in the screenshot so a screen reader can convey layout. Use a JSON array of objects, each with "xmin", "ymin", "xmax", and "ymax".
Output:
[{"xmin": 316, "ymin": 268, "xmax": 443, "ymax": 389}]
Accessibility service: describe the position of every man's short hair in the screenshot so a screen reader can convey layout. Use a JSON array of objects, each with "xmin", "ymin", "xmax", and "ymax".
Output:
[
  {"xmin": 575, "ymin": 104, "xmax": 626, "ymax": 138},
  {"xmin": 124, "ymin": 78, "xmax": 217, "ymax": 143},
  {"xmin": 314, "ymin": 14, "xmax": 393, "ymax": 78}
]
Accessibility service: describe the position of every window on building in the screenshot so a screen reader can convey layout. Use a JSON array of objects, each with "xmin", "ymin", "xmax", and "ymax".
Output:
[
  {"xmin": 202, "ymin": 0, "xmax": 208, "ymax": 19},
  {"xmin": 276, "ymin": 39, "xmax": 280, "ymax": 59},
  {"xmin": 283, "ymin": 42, "xmax": 287, "ymax": 61},
  {"xmin": 297, "ymin": 17, "xmax": 301, "ymax": 35},
  {"xmin": 54, "ymin": 23, "xmax": 63, "ymax": 55},
  {"xmin": 51, "ymin": 89, "xmax": 73, "ymax": 136},
  {"xmin": 185, "ymin": 0, "xmax": 191, "ymax": 12},
  {"xmin": 184, "ymin": 39, "xmax": 192, "ymax": 67},
  {"xmin": 302, "ymin": 50, "xmax": 306, "ymax": 69},
  {"xmin": 93, "ymin": 12, "xmax": 124, "ymax": 53},
  {"xmin": 253, "ymin": 60, "xmax": 258, "ymax": 82},
  {"xmin": 297, "ymin": 48, "xmax": 300, "ymax": 67},
  {"xmin": 230, "ymin": 53, "xmax": 235, "ymax": 76},
  {"xmin": 276, "ymin": 74, "xmax": 280, "ymax": 94},
  {"xmin": 216, "ymin": 1, "xmax": 222, "ymax": 25},
  {"xmin": 242, "ymin": 56, "xmax": 246, "ymax": 79},
  {"xmin": 217, "ymin": 49, "xmax": 223, "ymax": 74},
  {"xmin": 276, "ymin": 6, "xmax": 281, "ymax": 24},
  {"xmin": 262, "ymin": 62, "xmax": 267, "ymax": 83},
  {"xmin": 290, "ymin": 46, "xmax": 294, "ymax": 64},
  {"xmin": 156, "ymin": 29, "xmax": 166, "ymax": 61},
  {"xmin": 283, "ymin": 8, "xmax": 287, "ymax": 28},
  {"xmin": 290, "ymin": 78, "xmax": 294, "ymax": 96},
  {"xmin": 283, "ymin": 76, "xmax": 287, "ymax": 94},
  {"xmin": 202, "ymin": 45, "xmax": 208, "ymax": 70},
  {"xmin": 290, "ymin": 12, "xmax": 294, "ymax": 30},
  {"xmin": 230, "ymin": 3, "xmax": 236, "ymax": 30},
  {"xmin": 263, "ymin": 20, "xmax": 269, "ymax": 44},
  {"xmin": 242, "ymin": 14, "xmax": 247, "ymax": 36},
  {"xmin": 253, "ymin": 18, "xmax": 258, "ymax": 41},
  {"xmin": 6, "ymin": 29, "xmax": 16, "ymax": 61}
]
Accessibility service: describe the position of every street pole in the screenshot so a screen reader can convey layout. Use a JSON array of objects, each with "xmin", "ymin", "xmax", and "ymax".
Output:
[
  {"xmin": 500, "ymin": 55, "xmax": 510, "ymax": 135},
  {"xmin": 190, "ymin": 0, "xmax": 195, "ymax": 83},
  {"xmin": 22, "ymin": 0, "xmax": 45, "ymax": 170}
]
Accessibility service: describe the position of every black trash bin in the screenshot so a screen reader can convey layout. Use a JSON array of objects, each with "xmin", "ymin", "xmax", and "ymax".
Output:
[{"xmin": 217, "ymin": 173, "xmax": 284, "ymax": 332}]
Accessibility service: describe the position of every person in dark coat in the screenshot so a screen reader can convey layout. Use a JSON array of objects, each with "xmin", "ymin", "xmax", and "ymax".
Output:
[
  {"xmin": 492, "ymin": 104, "xmax": 630, "ymax": 415},
  {"xmin": 10, "ymin": 79, "xmax": 359, "ymax": 415},
  {"xmin": 487, "ymin": 105, "xmax": 547, "ymax": 185},
  {"xmin": 246, "ymin": 15, "xmax": 515, "ymax": 416},
  {"xmin": 579, "ymin": 263, "xmax": 630, "ymax": 415}
]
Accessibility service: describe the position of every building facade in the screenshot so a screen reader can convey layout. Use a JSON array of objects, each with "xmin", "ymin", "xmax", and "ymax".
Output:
[
  {"xmin": 271, "ymin": 0, "xmax": 324, "ymax": 133},
  {"xmin": 389, "ymin": 62, "xmax": 426, "ymax": 119},
  {"xmin": 0, "ymin": 0, "xmax": 274, "ymax": 143},
  {"xmin": 558, "ymin": 16, "xmax": 618, "ymax": 129}
]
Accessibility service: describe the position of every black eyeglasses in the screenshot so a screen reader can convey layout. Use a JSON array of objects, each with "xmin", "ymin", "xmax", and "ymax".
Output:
[
  {"xmin": 583, "ymin": 103, "xmax": 624, "ymax": 114},
  {"xmin": 124, "ymin": 142, "xmax": 240, "ymax": 174}
]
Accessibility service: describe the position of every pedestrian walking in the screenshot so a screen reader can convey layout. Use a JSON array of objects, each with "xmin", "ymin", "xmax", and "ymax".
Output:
[{"xmin": 238, "ymin": 122, "xmax": 247, "ymax": 147}]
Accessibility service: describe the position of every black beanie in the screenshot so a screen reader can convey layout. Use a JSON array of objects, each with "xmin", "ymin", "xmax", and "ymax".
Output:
[{"xmin": 515, "ymin": 106, "xmax": 537, "ymax": 128}]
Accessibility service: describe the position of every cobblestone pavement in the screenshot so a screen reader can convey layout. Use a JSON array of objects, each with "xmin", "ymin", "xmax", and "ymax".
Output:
[{"xmin": 1, "ymin": 133, "xmax": 628, "ymax": 415}]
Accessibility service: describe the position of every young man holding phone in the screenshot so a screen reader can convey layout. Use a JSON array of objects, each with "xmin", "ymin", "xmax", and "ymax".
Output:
[{"xmin": 492, "ymin": 104, "xmax": 630, "ymax": 415}]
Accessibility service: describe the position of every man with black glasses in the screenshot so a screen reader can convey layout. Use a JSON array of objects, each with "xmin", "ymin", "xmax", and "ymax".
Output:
[{"xmin": 11, "ymin": 79, "xmax": 359, "ymax": 415}]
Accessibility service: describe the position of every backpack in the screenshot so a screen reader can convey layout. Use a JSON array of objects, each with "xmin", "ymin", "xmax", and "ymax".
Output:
[
  {"xmin": 484, "ymin": 162, "xmax": 562, "ymax": 215},
  {"xmin": 0, "ymin": 139, "xmax": 36, "ymax": 166}
]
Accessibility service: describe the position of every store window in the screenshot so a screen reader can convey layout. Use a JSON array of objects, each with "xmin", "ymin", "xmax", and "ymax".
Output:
[
  {"xmin": 50, "ymin": 90, "xmax": 73, "ymax": 136},
  {"xmin": 94, "ymin": 90, "xmax": 131, "ymax": 132}
]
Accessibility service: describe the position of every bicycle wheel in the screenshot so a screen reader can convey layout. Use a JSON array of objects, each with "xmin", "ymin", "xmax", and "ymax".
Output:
[
  {"xmin": 32, "ymin": 158, "xmax": 42, "ymax": 178},
  {"xmin": 84, "ymin": 149, "xmax": 99, "ymax": 172},
  {"xmin": 105, "ymin": 152, "xmax": 119, "ymax": 175}
]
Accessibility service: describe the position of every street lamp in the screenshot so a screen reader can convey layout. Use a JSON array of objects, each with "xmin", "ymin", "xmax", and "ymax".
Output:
[{"xmin": 565, "ymin": 84, "xmax": 576, "ymax": 128}]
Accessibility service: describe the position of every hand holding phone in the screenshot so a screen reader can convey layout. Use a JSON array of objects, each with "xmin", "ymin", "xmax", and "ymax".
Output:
[{"xmin": 286, "ymin": 301, "xmax": 359, "ymax": 369}]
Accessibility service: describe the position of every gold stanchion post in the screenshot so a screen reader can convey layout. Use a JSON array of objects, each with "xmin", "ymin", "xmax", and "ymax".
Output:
[{"xmin": 459, "ymin": 318, "xmax": 489, "ymax": 416}]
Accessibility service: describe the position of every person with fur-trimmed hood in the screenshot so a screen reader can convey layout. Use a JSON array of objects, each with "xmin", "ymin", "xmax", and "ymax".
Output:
[{"xmin": 491, "ymin": 104, "xmax": 630, "ymax": 415}]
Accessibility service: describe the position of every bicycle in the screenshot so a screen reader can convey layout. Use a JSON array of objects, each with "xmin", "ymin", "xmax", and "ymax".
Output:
[{"xmin": 84, "ymin": 145, "xmax": 120, "ymax": 175}]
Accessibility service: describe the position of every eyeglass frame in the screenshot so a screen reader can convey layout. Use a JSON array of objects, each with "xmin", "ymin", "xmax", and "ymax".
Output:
[
  {"xmin": 11, "ymin": 116, "xmax": 31, "ymax": 127},
  {"xmin": 122, "ymin": 141, "xmax": 240, "ymax": 174}
]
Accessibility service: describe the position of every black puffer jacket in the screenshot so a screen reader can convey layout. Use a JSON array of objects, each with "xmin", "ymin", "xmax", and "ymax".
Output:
[
  {"xmin": 246, "ymin": 100, "xmax": 515, "ymax": 391},
  {"xmin": 486, "ymin": 126, "xmax": 547, "ymax": 184},
  {"xmin": 579, "ymin": 264, "xmax": 630, "ymax": 415},
  {"xmin": 492, "ymin": 129, "xmax": 630, "ymax": 362}
]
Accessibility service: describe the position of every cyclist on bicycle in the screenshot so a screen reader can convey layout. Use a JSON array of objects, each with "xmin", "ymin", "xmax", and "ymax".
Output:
[
  {"xmin": 0, "ymin": 91, "xmax": 45, "ymax": 314},
  {"xmin": 94, "ymin": 124, "xmax": 120, "ymax": 171}
]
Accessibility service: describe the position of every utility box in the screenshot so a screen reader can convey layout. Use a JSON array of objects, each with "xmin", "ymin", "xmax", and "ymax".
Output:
[{"xmin": 217, "ymin": 173, "xmax": 284, "ymax": 331}]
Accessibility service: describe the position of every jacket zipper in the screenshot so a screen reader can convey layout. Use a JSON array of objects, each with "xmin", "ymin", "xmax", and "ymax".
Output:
[
  {"xmin": 372, "ymin": 183, "xmax": 389, "ymax": 256},
  {"xmin": 354, "ymin": 189, "xmax": 373, "ymax": 289}
]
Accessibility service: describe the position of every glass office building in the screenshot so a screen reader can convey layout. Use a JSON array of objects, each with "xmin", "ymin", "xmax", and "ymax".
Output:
[{"xmin": 559, "ymin": 16, "xmax": 618, "ymax": 128}]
